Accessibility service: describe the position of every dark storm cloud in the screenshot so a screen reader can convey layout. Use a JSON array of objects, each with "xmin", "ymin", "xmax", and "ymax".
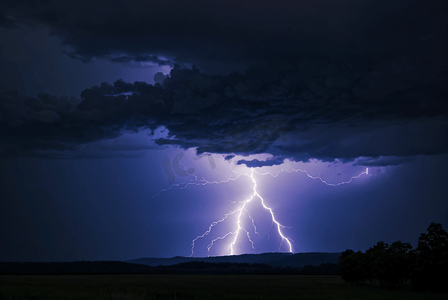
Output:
[
  {"xmin": 0, "ymin": 1, "xmax": 447, "ymax": 163},
  {"xmin": 61, "ymin": 51, "xmax": 92, "ymax": 64},
  {"xmin": 353, "ymin": 156, "xmax": 415, "ymax": 167},
  {"xmin": 108, "ymin": 55, "xmax": 172, "ymax": 66},
  {"xmin": 2, "ymin": 1, "xmax": 446, "ymax": 70},
  {"xmin": 237, "ymin": 157, "xmax": 285, "ymax": 168},
  {"xmin": 0, "ymin": 63, "xmax": 447, "ymax": 162}
]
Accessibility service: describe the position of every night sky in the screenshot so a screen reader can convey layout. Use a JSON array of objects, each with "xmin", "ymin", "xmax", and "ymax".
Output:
[{"xmin": 0, "ymin": 0, "xmax": 447, "ymax": 262}]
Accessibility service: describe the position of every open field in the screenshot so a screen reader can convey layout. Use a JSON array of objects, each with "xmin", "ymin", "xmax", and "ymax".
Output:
[{"xmin": 0, "ymin": 274, "xmax": 446, "ymax": 300}]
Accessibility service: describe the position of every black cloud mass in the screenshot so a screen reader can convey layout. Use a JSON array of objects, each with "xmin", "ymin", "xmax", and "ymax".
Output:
[{"xmin": 0, "ymin": 0, "xmax": 447, "ymax": 165}]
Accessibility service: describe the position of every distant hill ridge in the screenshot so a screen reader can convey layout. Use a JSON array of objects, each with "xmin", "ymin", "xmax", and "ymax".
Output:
[
  {"xmin": 0, "ymin": 253, "xmax": 341, "ymax": 275},
  {"xmin": 128, "ymin": 252, "xmax": 341, "ymax": 268}
]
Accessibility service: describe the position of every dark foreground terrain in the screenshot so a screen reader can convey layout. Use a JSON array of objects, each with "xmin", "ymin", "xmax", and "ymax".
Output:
[{"xmin": 0, "ymin": 275, "xmax": 445, "ymax": 300}]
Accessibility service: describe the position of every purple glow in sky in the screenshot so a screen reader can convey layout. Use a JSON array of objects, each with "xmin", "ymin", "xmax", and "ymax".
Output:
[
  {"xmin": 0, "ymin": 0, "xmax": 447, "ymax": 262},
  {"xmin": 153, "ymin": 152, "xmax": 370, "ymax": 257}
]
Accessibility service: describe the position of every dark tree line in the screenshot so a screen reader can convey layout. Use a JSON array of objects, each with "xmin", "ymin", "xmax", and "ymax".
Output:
[
  {"xmin": 0, "ymin": 261, "xmax": 154, "ymax": 275},
  {"xmin": 338, "ymin": 222, "xmax": 448, "ymax": 293},
  {"xmin": 0, "ymin": 260, "xmax": 338, "ymax": 276}
]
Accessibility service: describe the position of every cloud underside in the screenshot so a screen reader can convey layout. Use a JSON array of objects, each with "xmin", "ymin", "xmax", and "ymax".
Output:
[
  {"xmin": 1, "ymin": 64, "xmax": 447, "ymax": 164},
  {"xmin": 0, "ymin": 0, "xmax": 447, "ymax": 164}
]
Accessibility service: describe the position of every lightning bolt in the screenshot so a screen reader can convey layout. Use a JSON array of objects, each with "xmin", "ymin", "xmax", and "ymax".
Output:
[
  {"xmin": 153, "ymin": 157, "xmax": 369, "ymax": 256},
  {"xmin": 230, "ymin": 169, "xmax": 292, "ymax": 255},
  {"xmin": 191, "ymin": 169, "xmax": 293, "ymax": 256}
]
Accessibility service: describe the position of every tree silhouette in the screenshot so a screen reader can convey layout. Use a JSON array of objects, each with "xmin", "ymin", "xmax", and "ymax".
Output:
[
  {"xmin": 411, "ymin": 222, "xmax": 448, "ymax": 292},
  {"xmin": 338, "ymin": 249, "xmax": 369, "ymax": 285},
  {"xmin": 338, "ymin": 223, "xmax": 448, "ymax": 292},
  {"xmin": 388, "ymin": 241, "xmax": 413, "ymax": 287},
  {"xmin": 366, "ymin": 241, "xmax": 389, "ymax": 287}
]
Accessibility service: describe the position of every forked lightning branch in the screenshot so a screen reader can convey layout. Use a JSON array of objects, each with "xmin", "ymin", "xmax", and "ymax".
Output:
[
  {"xmin": 191, "ymin": 168, "xmax": 293, "ymax": 256},
  {"xmin": 154, "ymin": 153, "xmax": 369, "ymax": 256}
]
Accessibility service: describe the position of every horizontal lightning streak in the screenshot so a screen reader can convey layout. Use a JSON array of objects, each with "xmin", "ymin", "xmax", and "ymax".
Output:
[
  {"xmin": 152, "ymin": 172, "xmax": 247, "ymax": 198},
  {"xmin": 255, "ymin": 167, "xmax": 369, "ymax": 186}
]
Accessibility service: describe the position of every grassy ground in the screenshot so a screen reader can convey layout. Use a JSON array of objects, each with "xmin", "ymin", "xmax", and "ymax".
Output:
[{"xmin": 0, "ymin": 274, "xmax": 446, "ymax": 300}]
